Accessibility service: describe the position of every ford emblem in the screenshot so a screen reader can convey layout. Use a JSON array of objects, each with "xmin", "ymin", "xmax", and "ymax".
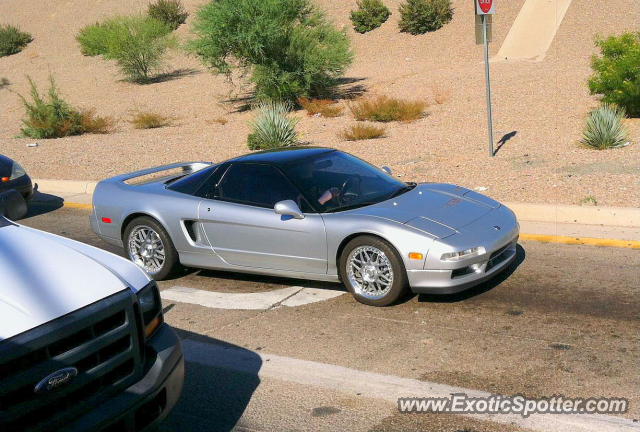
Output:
[{"xmin": 34, "ymin": 367, "xmax": 78, "ymax": 394}]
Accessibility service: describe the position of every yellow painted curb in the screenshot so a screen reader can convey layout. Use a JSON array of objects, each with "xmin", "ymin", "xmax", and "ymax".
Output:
[
  {"xmin": 520, "ymin": 234, "xmax": 640, "ymax": 250},
  {"xmin": 63, "ymin": 202, "xmax": 93, "ymax": 210}
]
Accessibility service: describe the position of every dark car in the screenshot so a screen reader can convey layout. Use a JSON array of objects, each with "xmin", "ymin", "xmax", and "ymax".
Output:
[{"xmin": 0, "ymin": 155, "xmax": 34, "ymax": 200}]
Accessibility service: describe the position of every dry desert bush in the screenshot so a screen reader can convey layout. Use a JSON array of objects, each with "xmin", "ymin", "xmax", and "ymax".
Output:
[
  {"xmin": 207, "ymin": 117, "xmax": 228, "ymax": 125},
  {"xmin": 298, "ymin": 97, "xmax": 344, "ymax": 117},
  {"xmin": 130, "ymin": 112, "xmax": 173, "ymax": 129},
  {"xmin": 340, "ymin": 124, "xmax": 386, "ymax": 141},
  {"xmin": 349, "ymin": 96, "xmax": 427, "ymax": 122},
  {"xmin": 79, "ymin": 109, "xmax": 115, "ymax": 134}
]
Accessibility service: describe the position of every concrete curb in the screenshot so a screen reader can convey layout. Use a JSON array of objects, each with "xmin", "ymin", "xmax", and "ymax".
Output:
[
  {"xmin": 505, "ymin": 202, "xmax": 640, "ymax": 228},
  {"xmin": 33, "ymin": 179, "xmax": 640, "ymax": 227},
  {"xmin": 35, "ymin": 179, "xmax": 98, "ymax": 195}
]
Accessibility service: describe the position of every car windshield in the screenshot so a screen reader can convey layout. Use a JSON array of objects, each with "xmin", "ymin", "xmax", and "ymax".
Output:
[{"xmin": 283, "ymin": 151, "xmax": 412, "ymax": 213}]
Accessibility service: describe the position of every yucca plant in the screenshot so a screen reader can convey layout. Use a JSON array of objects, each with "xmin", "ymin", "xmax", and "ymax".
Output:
[
  {"xmin": 581, "ymin": 104, "xmax": 629, "ymax": 150},
  {"xmin": 248, "ymin": 102, "xmax": 299, "ymax": 150}
]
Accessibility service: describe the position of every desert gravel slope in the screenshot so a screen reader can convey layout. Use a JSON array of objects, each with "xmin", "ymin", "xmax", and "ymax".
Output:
[{"xmin": 0, "ymin": 0, "xmax": 638, "ymax": 206}]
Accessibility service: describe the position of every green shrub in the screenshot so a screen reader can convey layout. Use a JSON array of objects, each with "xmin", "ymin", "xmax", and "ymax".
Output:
[
  {"xmin": 77, "ymin": 16, "xmax": 175, "ymax": 82},
  {"xmin": 19, "ymin": 76, "xmax": 112, "ymax": 138},
  {"xmin": 0, "ymin": 24, "xmax": 32, "ymax": 57},
  {"xmin": 589, "ymin": 32, "xmax": 640, "ymax": 117},
  {"xmin": 248, "ymin": 102, "xmax": 299, "ymax": 150},
  {"xmin": 398, "ymin": 0, "xmax": 453, "ymax": 35},
  {"xmin": 189, "ymin": 0, "xmax": 353, "ymax": 102},
  {"xmin": 350, "ymin": 0, "xmax": 391, "ymax": 34},
  {"xmin": 106, "ymin": 17, "xmax": 176, "ymax": 82},
  {"xmin": 148, "ymin": 0, "xmax": 188, "ymax": 31},
  {"xmin": 77, "ymin": 21, "xmax": 119, "ymax": 56},
  {"xmin": 581, "ymin": 104, "xmax": 629, "ymax": 150}
]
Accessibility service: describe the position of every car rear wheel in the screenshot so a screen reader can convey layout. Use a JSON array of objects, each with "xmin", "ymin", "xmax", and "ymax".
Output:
[
  {"xmin": 123, "ymin": 216, "xmax": 178, "ymax": 280},
  {"xmin": 339, "ymin": 235, "xmax": 409, "ymax": 307}
]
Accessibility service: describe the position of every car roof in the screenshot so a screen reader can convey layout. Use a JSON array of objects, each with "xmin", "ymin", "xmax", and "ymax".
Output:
[{"xmin": 227, "ymin": 147, "xmax": 336, "ymax": 166}]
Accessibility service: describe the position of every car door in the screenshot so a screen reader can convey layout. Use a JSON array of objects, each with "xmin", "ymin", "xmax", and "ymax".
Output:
[{"xmin": 197, "ymin": 163, "xmax": 328, "ymax": 274}]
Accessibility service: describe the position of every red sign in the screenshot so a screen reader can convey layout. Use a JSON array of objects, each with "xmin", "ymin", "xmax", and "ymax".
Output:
[{"xmin": 477, "ymin": 0, "xmax": 493, "ymax": 14}]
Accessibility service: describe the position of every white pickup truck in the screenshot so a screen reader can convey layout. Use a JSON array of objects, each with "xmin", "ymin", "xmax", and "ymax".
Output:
[{"xmin": 0, "ymin": 216, "xmax": 184, "ymax": 431}]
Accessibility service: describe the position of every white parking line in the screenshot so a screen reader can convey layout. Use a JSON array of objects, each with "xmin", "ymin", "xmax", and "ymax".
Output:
[
  {"xmin": 182, "ymin": 340, "xmax": 639, "ymax": 432},
  {"xmin": 160, "ymin": 286, "xmax": 345, "ymax": 310}
]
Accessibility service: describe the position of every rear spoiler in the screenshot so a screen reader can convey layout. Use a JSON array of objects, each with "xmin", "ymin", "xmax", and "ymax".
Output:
[{"xmin": 106, "ymin": 162, "xmax": 214, "ymax": 186}]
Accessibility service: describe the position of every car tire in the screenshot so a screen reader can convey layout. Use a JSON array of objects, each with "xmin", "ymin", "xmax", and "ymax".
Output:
[
  {"xmin": 339, "ymin": 235, "xmax": 409, "ymax": 307},
  {"xmin": 123, "ymin": 216, "xmax": 179, "ymax": 280}
]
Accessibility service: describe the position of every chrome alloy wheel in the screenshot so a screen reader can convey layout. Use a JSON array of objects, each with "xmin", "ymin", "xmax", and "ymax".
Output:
[
  {"xmin": 128, "ymin": 225, "xmax": 165, "ymax": 274},
  {"xmin": 346, "ymin": 245, "xmax": 394, "ymax": 300}
]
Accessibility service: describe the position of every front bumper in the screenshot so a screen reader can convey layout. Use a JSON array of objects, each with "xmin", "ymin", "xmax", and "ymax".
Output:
[
  {"xmin": 408, "ymin": 239, "xmax": 518, "ymax": 294},
  {"xmin": 65, "ymin": 323, "xmax": 184, "ymax": 432}
]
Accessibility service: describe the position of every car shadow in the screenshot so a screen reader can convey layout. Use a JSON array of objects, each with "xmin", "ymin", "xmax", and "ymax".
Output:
[
  {"xmin": 23, "ymin": 191, "xmax": 64, "ymax": 219},
  {"xmin": 160, "ymin": 329, "xmax": 262, "ymax": 432},
  {"xmin": 415, "ymin": 244, "xmax": 526, "ymax": 304}
]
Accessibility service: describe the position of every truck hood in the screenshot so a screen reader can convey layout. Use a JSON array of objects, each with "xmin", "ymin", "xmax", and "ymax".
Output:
[
  {"xmin": 352, "ymin": 183, "xmax": 501, "ymax": 238},
  {"xmin": 0, "ymin": 219, "xmax": 149, "ymax": 341}
]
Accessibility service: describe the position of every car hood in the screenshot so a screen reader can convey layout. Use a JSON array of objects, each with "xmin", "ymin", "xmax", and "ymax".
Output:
[
  {"xmin": 0, "ymin": 219, "xmax": 149, "ymax": 341},
  {"xmin": 352, "ymin": 183, "xmax": 500, "ymax": 238}
]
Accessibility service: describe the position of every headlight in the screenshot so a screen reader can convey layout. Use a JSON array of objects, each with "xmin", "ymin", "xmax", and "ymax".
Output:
[
  {"xmin": 137, "ymin": 282, "xmax": 163, "ymax": 338},
  {"xmin": 441, "ymin": 246, "xmax": 485, "ymax": 261},
  {"xmin": 10, "ymin": 162, "xmax": 26, "ymax": 180}
]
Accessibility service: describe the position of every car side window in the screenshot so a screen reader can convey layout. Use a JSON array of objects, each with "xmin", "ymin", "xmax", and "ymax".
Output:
[
  {"xmin": 215, "ymin": 163, "xmax": 311, "ymax": 211},
  {"xmin": 194, "ymin": 163, "xmax": 229, "ymax": 199}
]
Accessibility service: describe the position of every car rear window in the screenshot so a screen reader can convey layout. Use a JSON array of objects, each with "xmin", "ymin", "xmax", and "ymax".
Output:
[{"xmin": 167, "ymin": 165, "xmax": 217, "ymax": 195}]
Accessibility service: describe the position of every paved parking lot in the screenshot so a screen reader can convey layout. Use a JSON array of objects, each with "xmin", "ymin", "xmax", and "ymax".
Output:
[{"xmin": 21, "ymin": 205, "xmax": 640, "ymax": 431}]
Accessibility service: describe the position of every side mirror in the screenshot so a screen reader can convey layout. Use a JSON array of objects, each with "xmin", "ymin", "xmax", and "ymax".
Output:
[
  {"xmin": 381, "ymin": 166, "xmax": 393, "ymax": 176},
  {"xmin": 274, "ymin": 200, "xmax": 304, "ymax": 220}
]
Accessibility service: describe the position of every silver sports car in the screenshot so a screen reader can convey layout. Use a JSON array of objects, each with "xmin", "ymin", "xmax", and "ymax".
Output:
[{"xmin": 91, "ymin": 148, "xmax": 519, "ymax": 306}]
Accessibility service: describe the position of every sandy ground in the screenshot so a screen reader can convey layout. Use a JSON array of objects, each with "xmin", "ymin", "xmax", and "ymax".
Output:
[{"xmin": 0, "ymin": 0, "xmax": 639, "ymax": 207}]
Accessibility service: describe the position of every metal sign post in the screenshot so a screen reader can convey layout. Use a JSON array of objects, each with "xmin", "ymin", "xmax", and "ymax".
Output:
[{"xmin": 475, "ymin": 0, "xmax": 496, "ymax": 157}]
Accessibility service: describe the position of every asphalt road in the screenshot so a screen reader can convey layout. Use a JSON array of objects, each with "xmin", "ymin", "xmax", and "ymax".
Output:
[{"xmin": 19, "ymin": 205, "xmax": 640, "ymax": 431}]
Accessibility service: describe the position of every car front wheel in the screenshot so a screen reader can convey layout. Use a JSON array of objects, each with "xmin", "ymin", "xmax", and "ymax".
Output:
[
  {"xmin": 123, "ymin": 216, "xmax": 178, "ymax": 280},
  {"xmin": 339, "ymin": 235, "xmax": 409, "ymax": 307}
]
